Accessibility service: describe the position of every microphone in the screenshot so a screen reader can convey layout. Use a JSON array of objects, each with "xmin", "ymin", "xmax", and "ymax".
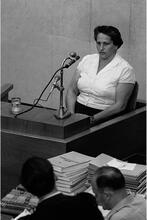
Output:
[
  {"xmin": 64, "ymin": 52, "xmax": 80, "ymax": 68},
  {"xmin": 50, "ymin": 75, "xmax": 61, "ymax": 92},
  {"xmin": 69, "ymin": 51, "xmax": 80, "ymax": 59}
]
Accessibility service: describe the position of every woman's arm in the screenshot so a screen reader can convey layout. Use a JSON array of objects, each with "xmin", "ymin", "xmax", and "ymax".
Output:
[
  {"xmin": 65, "ymin": 70, "xmax": 80, "ymax": 113},
  {"xmin": 91, "ymin": 83, "xmax": 135, "ymax": 125}
]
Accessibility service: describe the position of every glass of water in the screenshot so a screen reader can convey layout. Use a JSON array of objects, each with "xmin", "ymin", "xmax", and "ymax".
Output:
[{"xmin": 11, "ymin": 97, "xmax": 21, "ymax": 115}]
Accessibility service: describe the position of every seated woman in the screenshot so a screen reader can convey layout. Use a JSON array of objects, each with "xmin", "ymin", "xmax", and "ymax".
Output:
[{"xmin": 65, "ymin": 25, "xmax": 135, "ymax": 126}]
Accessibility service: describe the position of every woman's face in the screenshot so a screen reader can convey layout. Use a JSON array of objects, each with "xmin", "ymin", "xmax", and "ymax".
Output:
[{"xmin": 96, "ymin": 33, "xmax": 118, "ymax": 60}]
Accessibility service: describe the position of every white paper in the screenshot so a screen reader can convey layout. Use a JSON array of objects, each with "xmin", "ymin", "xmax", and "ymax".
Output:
[
  {"xmin": 107, "ymin": 158, "xmax": 136, "ymax": 170},
  {"xmin": 98, "ymin": 206, "xmax": 110, "ymax": 217},
  {"xmin": 11, "ymin": 209, "xmax": 32, "ymax": 220}
]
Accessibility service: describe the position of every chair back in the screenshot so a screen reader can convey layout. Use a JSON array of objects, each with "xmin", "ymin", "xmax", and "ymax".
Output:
[{"xmin": 125, "ymin": 81, "xmax": 139, "ymax": 112}]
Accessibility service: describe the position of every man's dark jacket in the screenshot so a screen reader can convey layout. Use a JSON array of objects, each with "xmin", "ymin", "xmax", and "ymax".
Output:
[{"xmin": 19, "ymin": 192, "xmax": 104, "ymax": 220}]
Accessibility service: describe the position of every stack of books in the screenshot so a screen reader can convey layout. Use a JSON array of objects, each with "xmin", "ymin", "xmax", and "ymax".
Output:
[
  {"xmin": 88, "ymin": 153, "xmax": 146, "ymax": 195},
  {"xmin": 48, "ymin": 151, "xmax": 94, "ymax": 195},
  {"xmin": 0, "ymin": 185, "xmax": 39, "ymax": 215}
]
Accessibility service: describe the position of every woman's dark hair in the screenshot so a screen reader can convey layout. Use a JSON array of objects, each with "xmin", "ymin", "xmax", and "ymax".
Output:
[
  {"xmin": 20, "ymin": 157, "xmax": 55, "ymax": 197},
  {"xmin": 94, "ymin": 166, "xmax": 126, "ymax": 191},
  {"xmin": 94, "ymin": 25, "xmax": 123, "ymax": 49}
]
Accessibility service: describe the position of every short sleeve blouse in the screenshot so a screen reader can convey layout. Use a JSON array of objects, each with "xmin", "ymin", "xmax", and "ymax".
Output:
[{"xmin": 76, "ymin": 54, "xmax": 136, "ymax": 110}]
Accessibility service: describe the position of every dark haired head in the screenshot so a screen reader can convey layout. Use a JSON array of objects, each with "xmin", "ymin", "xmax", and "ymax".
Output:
[
  {"xmin": 94, "ymin": 166, "xmax": 126, "ymax": 191},
  {"xmin": 20, "ymin": 157, "xmax": 55, "ymax": 197},
  {"xmin": 94, "ymin": 26, "xmax": 123, "ymax": 49}
]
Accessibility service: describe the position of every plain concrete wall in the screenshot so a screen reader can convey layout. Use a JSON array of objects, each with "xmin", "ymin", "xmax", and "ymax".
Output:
[{"xmin": 1, "ymin": 0, "xmax": 146, "ymax": 109}]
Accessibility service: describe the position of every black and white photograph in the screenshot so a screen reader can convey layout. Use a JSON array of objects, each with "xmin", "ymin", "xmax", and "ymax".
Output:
[{"xmin": 1, "ymin": 0, "xmax": 146, "ymax": 219}]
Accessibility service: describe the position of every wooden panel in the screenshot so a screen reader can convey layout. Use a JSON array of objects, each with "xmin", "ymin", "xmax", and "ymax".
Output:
[
  {"xmin": 1, "ymin": 131, "xmax": 67, "ymax": 198},
  {"xmin": 66, "ymin": 108, "xmax": 146, "ymax": 158}
]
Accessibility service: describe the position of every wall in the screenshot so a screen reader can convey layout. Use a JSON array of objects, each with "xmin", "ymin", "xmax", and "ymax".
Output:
[{"xmin": 1, "ymin": 0, "xmax": 146, "ymax": 109}]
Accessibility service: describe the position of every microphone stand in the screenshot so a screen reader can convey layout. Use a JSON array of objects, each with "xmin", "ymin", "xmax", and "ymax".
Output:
[
  {"xmin": 54, "ymin": 58, "xmax": 71, "ymax": 119},
  {"xmin": 14, "ymin": 66, "xmax": 66, "ymax": 118},
  {"xmin": 14, "ymin": 53, "xmax": 78, "ymax": 119}
]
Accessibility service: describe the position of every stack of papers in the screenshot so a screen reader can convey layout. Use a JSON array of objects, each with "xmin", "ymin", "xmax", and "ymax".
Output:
[
  {"xmin": 48, "ymin": 151, "xmax": 94, "ymax": 195},
  {"xmin": 88, "ymin": 153, "xmax": 146, "ymax": 195},
  {"xmin": 0, "ymin": 185, "xmax": 39, "ymax": 215}
]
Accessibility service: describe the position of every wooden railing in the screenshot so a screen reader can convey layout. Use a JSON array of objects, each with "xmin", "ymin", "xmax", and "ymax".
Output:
[{"xmin": 1, "ymin": 83, "xmax": 13, "ymax": 101}]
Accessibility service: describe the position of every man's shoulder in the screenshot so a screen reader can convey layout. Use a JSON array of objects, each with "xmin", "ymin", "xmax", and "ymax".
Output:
[
  {"xmin": 73, "ymin": 192, "xmax": 99, "ymax": 210},
  {"xmin": 75, "ymin": 191, "xmax": 95, "ymax": 199},
  {"xmin": 110, "ymin": 208, "xmax": 146, "ymax": 220},
  {"xmin": 110, "ymin": 196, "xmax": 146, "ymax": 220},
  {"xmin": 39, "ymin": 193, "xmax": 71, "ymax": 206}
]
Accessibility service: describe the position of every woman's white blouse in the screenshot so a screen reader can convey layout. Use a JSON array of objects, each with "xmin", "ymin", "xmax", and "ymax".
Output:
[{"xmin": 77, "ymin": 54, "xmax": 136, "ymax": 110}]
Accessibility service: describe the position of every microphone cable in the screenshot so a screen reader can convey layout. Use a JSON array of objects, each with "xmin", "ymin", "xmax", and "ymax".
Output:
[
  {"xmin": 33, "ymin": 75, "xmax": 61, "ymax": 106},
  {"xmin": 14, "ymin": 52, "xmax": 80, "ymax": 118},
  {"xmin": 14, "ymin": 66, "xmax": 64, "ymax": 118}
]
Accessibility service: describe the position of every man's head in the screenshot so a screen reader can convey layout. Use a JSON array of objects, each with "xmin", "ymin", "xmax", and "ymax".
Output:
[
  {"xmin": 20, "ymin": 157, "xmax": 55, "ymax": 198},
  {"xmin": 91, "ymin": 166, "xmax": 126, "ymax": 210}
]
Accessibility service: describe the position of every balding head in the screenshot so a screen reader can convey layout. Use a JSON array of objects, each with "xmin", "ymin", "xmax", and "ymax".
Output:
[
  {"xmin": 93, "ymin": 166, "xmax": 126, "ymax": 191},
  {"xmin": 91, "ymin": 166, "xmax": 126, "ymax": 210}
]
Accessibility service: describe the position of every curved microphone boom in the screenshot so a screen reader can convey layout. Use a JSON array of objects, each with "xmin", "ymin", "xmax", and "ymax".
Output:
[
  {"xmin": 54, "ymin": 52, "xmax": 80, "ymax": 119},
  {"xmin": 64, "ymin": 52, "xmax": 80, "ymax": 68},
  {"xmin": 50, "ymin": 75, "xmax": 61, "ymax": 93}
]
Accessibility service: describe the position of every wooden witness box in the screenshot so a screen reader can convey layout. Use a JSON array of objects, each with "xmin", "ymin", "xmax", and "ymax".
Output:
[{"xmin": 1, "ymin": 102, "xmax": 90, "ymax": 139}]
